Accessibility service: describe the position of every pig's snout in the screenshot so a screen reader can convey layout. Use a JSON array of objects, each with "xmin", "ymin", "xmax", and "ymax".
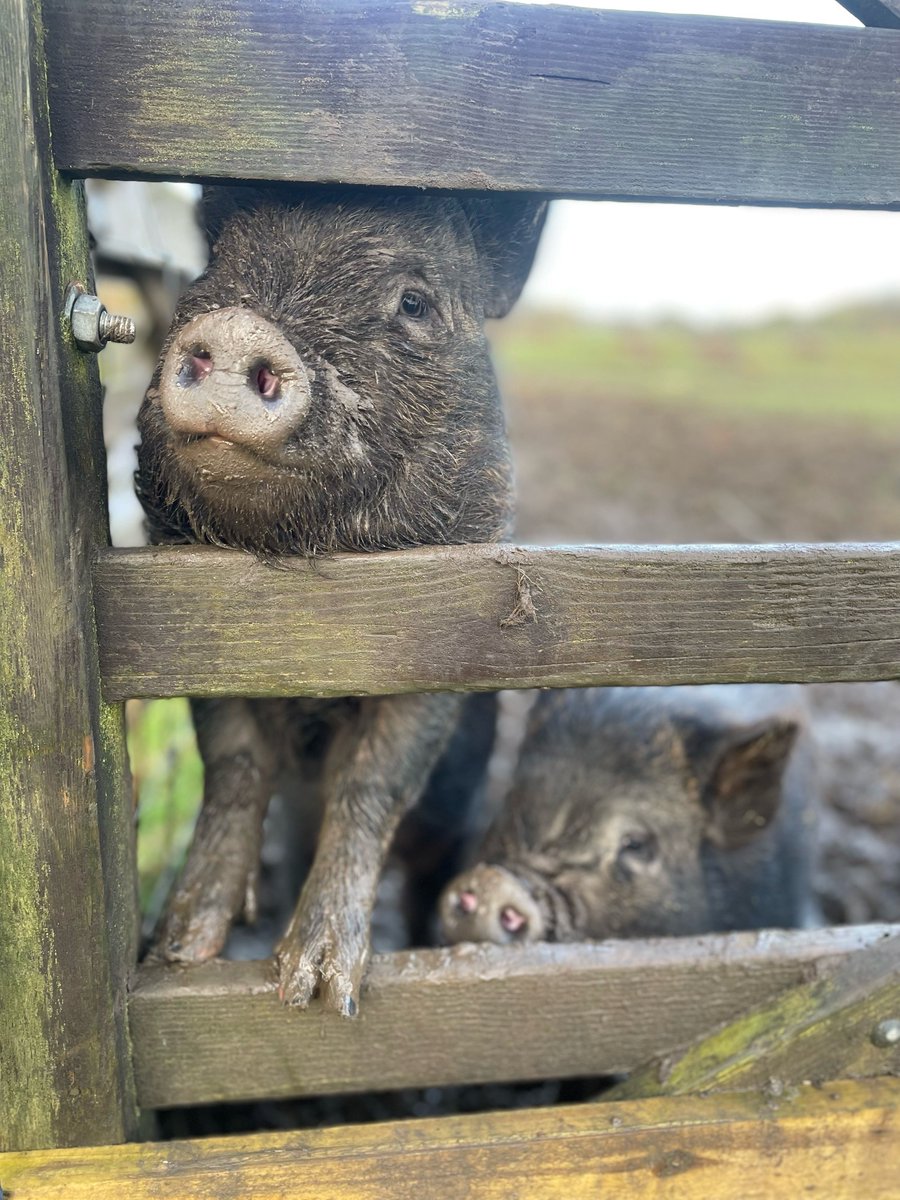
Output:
[
  {"xmin": 158, "ymin": 307, "xmax": 311, "ymax": 455},
  {"xmin": 439, "ymin": 864, "xmax": 545, "ymax": 945}
]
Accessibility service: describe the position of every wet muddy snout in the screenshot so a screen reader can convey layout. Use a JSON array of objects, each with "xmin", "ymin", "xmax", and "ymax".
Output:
[
  {"xmin": 158, "ymin": 307, "xmax": 311, "ymax": 453},
  {"xmin": 439, "ymin": 863, "xmax": 545, "ymax": 945}
]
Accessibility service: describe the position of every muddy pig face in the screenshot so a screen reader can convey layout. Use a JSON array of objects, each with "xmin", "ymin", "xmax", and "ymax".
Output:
[
  {"xmin": 440, "ymin": 688, "xmax": 799, "ymax": 944},
  {"xmin": 136, "ymin": 186, "xmax": 546, "ymax": 555}
]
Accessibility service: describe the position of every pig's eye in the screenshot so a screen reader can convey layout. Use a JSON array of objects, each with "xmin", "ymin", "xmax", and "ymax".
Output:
[
  {"xmin": 399, "ymin": 291, "xmax": 429, "ymax": 320},
  {"xmin": 617, "ymin": 832, "xmax": 658, "ymax": 867}
]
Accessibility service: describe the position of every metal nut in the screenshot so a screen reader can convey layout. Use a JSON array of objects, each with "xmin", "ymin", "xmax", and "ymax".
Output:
[
  {"xmin": 871, "ymin": 1019, "xmax": 900, "ymax": 1049},
  {"xmin": 64, "ymin": 283, "xmax": 136, "ymax": 353}
]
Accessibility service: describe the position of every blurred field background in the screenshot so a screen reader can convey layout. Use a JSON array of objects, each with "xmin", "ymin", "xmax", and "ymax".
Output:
[
  {"xmin": 497, "ymin": 304, "xmax": 900, "ymax": 546},
  {"xmin": 91, "ymin": 183, "xmax": 900, "ymax": 930}
]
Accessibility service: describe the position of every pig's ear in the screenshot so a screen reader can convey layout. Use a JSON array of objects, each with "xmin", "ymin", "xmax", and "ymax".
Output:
[
  {"xmin": 698, "ymin": 718, "xmax": 799, "ymax": 851},
  {"xmin": 460, "ymin": 195, "xmax": 548, "ymax": 318}
]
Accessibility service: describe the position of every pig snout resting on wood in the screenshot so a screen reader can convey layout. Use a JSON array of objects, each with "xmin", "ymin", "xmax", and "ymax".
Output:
[
  {"xmin": 440, "ymin": 686, "xmax": 817, "ymax": 945},
  {"xmin": 135, "ymin": 185, "xmax": 546, "ymax": 1013}
]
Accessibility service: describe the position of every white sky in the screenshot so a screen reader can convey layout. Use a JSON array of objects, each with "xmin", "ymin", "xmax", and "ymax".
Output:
[{"xmin": 514, "ymin": 0, "xmax": 900, "ymax": 323}]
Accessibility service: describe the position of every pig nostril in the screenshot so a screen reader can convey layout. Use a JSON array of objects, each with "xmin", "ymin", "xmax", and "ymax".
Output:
[
  {"xmin": 500, "ymin": 906, "xmax": 527, "ymax": 935},
  {"xmin": 457, "ymin": 891, "xmax": 478, "ymax": 915},
  {"xmin": 177, "ymin": 347, "xmax": 213, "ymax": 387},
  {"xmin": 253, "ymin": 363, "xmax": 281, "ymax": 401}
]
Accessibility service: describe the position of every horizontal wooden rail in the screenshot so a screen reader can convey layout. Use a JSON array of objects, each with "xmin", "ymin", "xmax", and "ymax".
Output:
[
  {"xmin": 3, "ymin": 1078, "xmax": 900, "ymax": 1198},
  {"xmin": 840, "ymin": 0, "xmax": 900, "ymax": 28},
  {"xmin": 129, "ymin": 924, "xmax": 894, "ymax": 1108},
  {"xmin": 94, "ymin": 543, "xmax": 900, "ymax": 700},
  {"xmin": 45, "ymin": 2, "xmax": 900, "ymax": 208},
  {"xmin": 610, "ymin": 931, "xmax": 900, "ymax": 1100},
  {"xmin": 5, "ymin": 1077, "xmax": 900, "ymax": 1199}
]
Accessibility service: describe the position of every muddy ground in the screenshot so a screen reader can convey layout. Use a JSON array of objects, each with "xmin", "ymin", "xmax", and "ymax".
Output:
[{"xmin": 505, "ymin": 378, "xmax": 900, "ymax": 547}]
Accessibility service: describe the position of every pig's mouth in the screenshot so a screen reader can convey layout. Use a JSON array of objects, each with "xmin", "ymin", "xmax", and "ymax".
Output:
[
  {"xmin": 175, "ymin": 430, "xmax": 290, "ymax": 484},
  {"xmin": 184, "ymin": 433, "xmax": 236, "ymax": 448},
  {"xmin": 501, "ymin": 864, "xmax": 580, "ymax": 942}
]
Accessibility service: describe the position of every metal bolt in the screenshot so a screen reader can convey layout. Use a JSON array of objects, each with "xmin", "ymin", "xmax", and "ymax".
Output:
[
  {"xmin": 64, "ymin": 283, "xmax": 136, "ymax": 352},
  {"xmin": 870, "ymin": 1019, "xmax": 900, "ymax": 1049}
]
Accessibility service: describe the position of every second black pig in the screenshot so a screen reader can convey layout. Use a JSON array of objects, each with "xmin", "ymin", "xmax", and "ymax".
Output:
[
  {"xmin": 440, "ymin": 685, "xmax": 817, "ymax": 944},
  {"xmin": 136, "ymin": 185, "xmax": 546, "ymax": 1013}
]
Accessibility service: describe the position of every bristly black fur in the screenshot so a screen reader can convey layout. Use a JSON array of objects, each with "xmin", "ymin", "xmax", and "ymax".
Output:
[{"xmin": 136, "ymin": 186, "xmax": 546, "ymax": 557}]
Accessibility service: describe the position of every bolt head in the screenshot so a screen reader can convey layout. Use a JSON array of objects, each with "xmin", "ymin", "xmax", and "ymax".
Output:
[
  {"xmin": 70, "ymin": 292, "xmax": 105, "ymax": 352},
  {"xmin": 871, "ymin": 1019, "xmax": 900, "ymax": 1049}
]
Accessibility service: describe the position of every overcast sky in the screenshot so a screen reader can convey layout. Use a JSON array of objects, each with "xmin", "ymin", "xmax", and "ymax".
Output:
[{"xmin": 515, "ymin": 0, "xmax": 900, "ymax": 323}]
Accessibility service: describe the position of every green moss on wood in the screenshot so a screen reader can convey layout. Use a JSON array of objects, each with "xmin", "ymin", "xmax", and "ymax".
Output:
[{"xmin": 0, "ymin": 0, "xmax": 136, "ymax": 1151}]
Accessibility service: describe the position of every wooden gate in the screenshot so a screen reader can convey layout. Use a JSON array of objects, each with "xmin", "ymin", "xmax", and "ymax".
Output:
[{"xmin": 1, "ymin": 1, "xmax": 899, "ymax": 1192}]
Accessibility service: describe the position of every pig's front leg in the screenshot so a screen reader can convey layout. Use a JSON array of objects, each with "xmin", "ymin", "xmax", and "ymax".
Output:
[
  {"xmin": 276, "ymin": 692, "xmax": 462, "ymax": 1015},
  {"xmin": 149, "ymin": 699, "xmax": 277, "ymax": 963}
]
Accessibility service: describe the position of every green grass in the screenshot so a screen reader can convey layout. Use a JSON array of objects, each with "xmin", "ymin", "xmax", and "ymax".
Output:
[
  {"xmin": 492, "ymin": 303, "xmax": 900, "ymax": 426},
  {"xmin": 127, "ymin": 698, "xmax": 203, "ymax": 918}
]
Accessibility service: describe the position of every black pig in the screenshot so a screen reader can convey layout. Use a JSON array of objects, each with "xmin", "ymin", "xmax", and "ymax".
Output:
[
  {"xmin": 136, "ymin": 185, "xmax": 546, "ymax": 1013},
  {"xmin": 440, "ymin": 685, "xmax": 817, "ymax": 944}
]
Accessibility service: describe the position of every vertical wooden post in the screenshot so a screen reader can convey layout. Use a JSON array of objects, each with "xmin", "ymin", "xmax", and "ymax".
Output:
[{"xmin": 0, "ymin": 0, "xmax": 138, "ymax": 1151}]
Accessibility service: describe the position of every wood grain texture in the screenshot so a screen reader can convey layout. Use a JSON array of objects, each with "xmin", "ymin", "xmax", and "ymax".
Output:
[
  {"xmin": 838, "ymin": 0, "xmax": 900, "ymax": 28},
  {"xmin": 95, "ymin": 543, "xmax": 900, "ymax": 700},
  {"xmin": 43, "ymin": 1, "xmax": 900, "ymax": 209},
  {"xmin": 128, "ymin": 925, "xmax": 893, "ymax": 1108},
  {"xmin": 0, "ymin": 0, "xmax": 137, "ymax": 1152},
  {"xmin": 2, "ymin": 1077, "xmax": 900, "ymax": 1199},
  {"xmin": 610, "ymin": 930, "xmax": 900, "ymax": 1100}
]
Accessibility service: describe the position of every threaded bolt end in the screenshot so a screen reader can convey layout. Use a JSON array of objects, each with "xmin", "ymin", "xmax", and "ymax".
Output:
[{"xmin": 98, "ymin": 311, "xmax": 136, "ymax": 345}]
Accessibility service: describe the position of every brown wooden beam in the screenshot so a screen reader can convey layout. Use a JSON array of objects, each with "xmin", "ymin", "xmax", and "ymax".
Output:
[
  {"xmin": 3, "ymin": 1078, "xmax": 899, "ymax": 1199},
  {"xmin": 129, "ymin": 925, "xmax": 893, "ymax": 1109},
  {"xmin": 837, "ymin": 1, "xmax": 900, "ymax": 29},
  {"xmin": 608, "ymin": 930, "xmax": 900, "ymax": 1100},
  {"xmin": 94, "ymin": 543, "xmax": 900, "ymax": 701},
  {"xmin": 43, "ymin": 2, "xmax": 900, "ymax": 208},
  {"xmin": 0, "ymin": 0, "xmax": 137, "ymax": 1152}
]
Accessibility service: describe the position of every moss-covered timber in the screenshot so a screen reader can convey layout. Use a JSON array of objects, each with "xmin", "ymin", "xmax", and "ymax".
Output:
[
  {"xmin": 2, "ymin": 1077, "xmax": 900, "ymax": 1199},
  {"xmin": 608, "ymin": 930, "xmax": 900, "ymax": 1100},
  {"xmin": 0, "ymin": 0, "xmax": 137, "ymax": 1152},
  {"xmin": 95, "ymin": 542, "xmax": 900, "ymax": 700},
  {"xmin": 42, "ymin": 2, "xmax": 900, "ymax": 208}
]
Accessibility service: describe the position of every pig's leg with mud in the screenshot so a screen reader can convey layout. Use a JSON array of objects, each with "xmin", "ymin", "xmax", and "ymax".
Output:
[
  {"xmin": 151, "ymin": 699, "xmax": 277, "ymax": 962},
  {"xmin": 276, "ymin": 692, "xmax": 462, "ymax": 1015}
]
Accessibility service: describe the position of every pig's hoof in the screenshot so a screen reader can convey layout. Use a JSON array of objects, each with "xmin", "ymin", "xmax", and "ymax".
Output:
[
  {"xmin": 274, "ymin": 925, "xmax": 365, "ymax": 1017},
  {"xmin": 148, "ymin": 893, "xmax": 238, "ymax": 964},
  {"xmin": 148, "ymin": 850, "xmax": 261, "ymax": 965}
]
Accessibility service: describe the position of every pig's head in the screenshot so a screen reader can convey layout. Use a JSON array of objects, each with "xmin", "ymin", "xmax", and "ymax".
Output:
[
  {"xmin": 136, "ymin": 186, "xmax": 546, "ymax": 554},
  {"xmin": 440, "ymin": 688, "xmax": 799, "ymax": 945}
]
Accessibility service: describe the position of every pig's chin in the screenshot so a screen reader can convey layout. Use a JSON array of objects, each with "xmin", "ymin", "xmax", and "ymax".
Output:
[{"xmin": 176, "ymin": 432, "xmax": 290, "ymax": 485}]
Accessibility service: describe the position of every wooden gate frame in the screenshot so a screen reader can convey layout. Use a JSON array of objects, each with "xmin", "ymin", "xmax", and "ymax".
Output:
[{"xmin": 2, "ymin": 0, "xmax": 899, "ymax": 1188}]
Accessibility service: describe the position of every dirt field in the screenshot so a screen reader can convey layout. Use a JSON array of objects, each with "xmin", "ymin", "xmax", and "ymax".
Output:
[{"xmin": 496, "ymin": 309, "xmax": 900, "ymax": 547}]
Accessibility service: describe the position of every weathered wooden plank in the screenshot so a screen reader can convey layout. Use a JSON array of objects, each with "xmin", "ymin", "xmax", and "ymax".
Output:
[
  {"xmin": 43, "ymin": 2, "xmax": 900, "ymax": 209},
  {"xmin": 609, "ymin": 931, "xmax": 900, "ymax": 1101},
  {"xmin": 95, "ymin": 543, "xmax": 900, "ymax": 700},
  {"xmin": 838, "ymin": 1, "xmax": 900, "ymax": 29},
  {"xmin": 3, "ymin": 1078, "xmax": 900, "ymax": 1199},
  {"xmin": 0, "ymin": 0, "xmax": 137, "ymax": 1152},
  {"xmin": 129, "ymin": 925, "xmax": 893, "ymax": 1108}
]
